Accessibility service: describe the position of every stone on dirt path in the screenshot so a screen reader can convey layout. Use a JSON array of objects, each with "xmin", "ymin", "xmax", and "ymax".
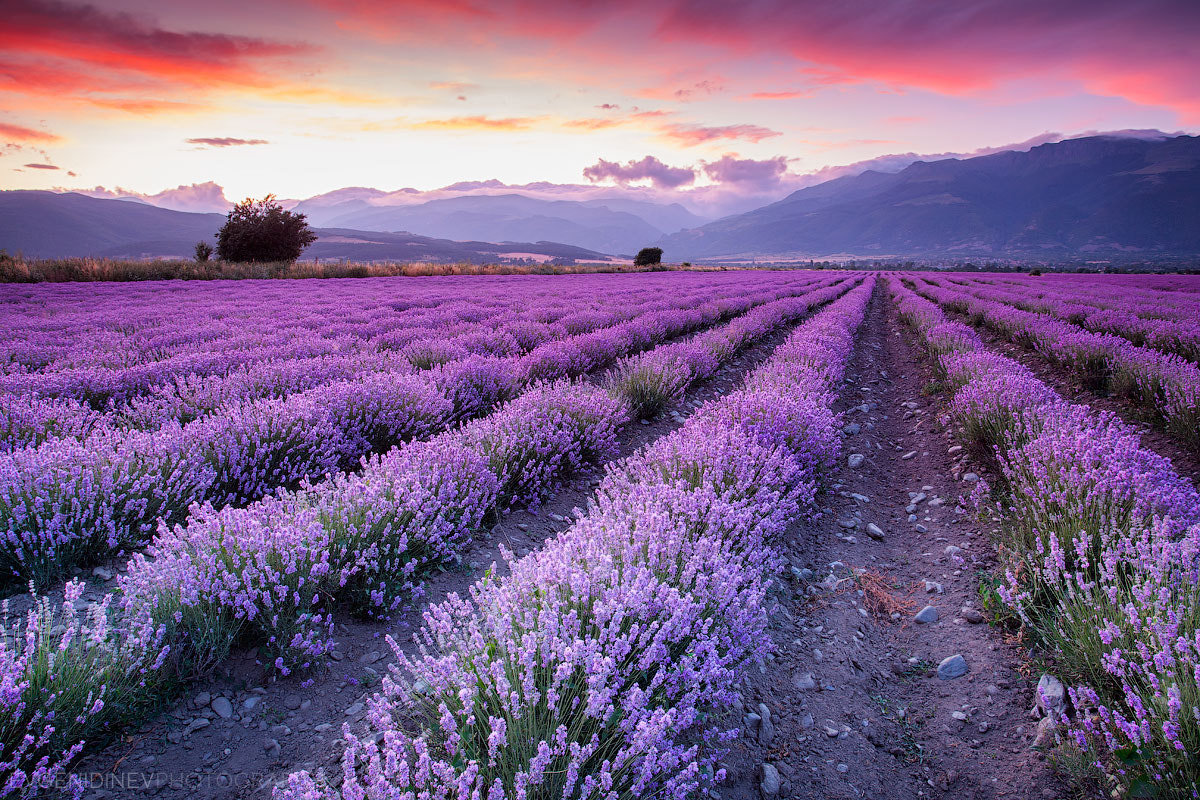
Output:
[
  {"xmin": 937, "ymin": 654, "xmax": 969, "ymax": 680},
  {"xmin": 760, "ymin": 763, "xmax": 781, "ymax": 796}
]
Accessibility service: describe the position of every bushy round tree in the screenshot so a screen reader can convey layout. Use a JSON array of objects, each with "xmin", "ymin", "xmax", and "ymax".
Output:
[
  {"xmin": 634, "ymin": 246, "xmax": 663, "ymax": 267},
  {"xmin": 216, "ymin": 195, "xmax": 317, "ymax": 263}
]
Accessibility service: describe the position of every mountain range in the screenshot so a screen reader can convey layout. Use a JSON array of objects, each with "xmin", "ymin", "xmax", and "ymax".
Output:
[
  {"xmin": 5, "ymin": 134, "xmax": 1198, "ymax": 262},
  {"xmin": 661, "ymin": 134, "xmax": 1200, "ymax": 259},
  {"xmin": 0, "ymin": 191, "xmax": 609, "ymax": 263},
  {"xmin": 290, "ymin": 192, "xmax": 706, "ymax": 255}
]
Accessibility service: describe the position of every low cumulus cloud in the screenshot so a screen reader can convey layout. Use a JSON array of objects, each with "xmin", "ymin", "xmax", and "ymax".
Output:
[
  {"xmin": 65, "ymin": 181, "xmax": 231, "ymax": 212},
  {"xmin": 702, "ymin": 155, "xmax": 788, "ymax": 187},
  {"xmin": 583, "ymin": 155, "xmax": 696, "ymax": 189},
  {"xmin": 187, "ymin": 137, "xmax": 270, "ymax": 147}
]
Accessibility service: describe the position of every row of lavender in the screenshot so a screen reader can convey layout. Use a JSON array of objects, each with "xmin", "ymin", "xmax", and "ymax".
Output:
[
  {"xmin": 0, "ymin": 276, "xmax": 739, "ymax": 406},
  {"xmin": 943, "ymin": 274, "xmax": 1200, "ymax": 363},
  {"xmin": 889, "ymin": 277, "xmax": 1200, "ymax": 796},
  {"xmin": 0, "ymin": 277, "xmax": 859, "ymax": 798},
  {"xmin": 910, "ymin": 276, "xmax": 1200, "ymax": 449},
  {"xmin": 275, "ymin": 277, "xmax": 873, "ymax": 800},
  {"xmin": 0, "ymin": 274, "xmax": 802, "ymax": 443},
  {"xmin": 0, "ymin": 275, "xmax": 832, "ymax": 589}
]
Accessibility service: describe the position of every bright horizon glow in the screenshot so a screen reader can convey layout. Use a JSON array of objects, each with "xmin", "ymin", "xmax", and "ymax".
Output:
[{"xmin": 1, "ymin": 0, "xmax": 1196, "ymax": 207}]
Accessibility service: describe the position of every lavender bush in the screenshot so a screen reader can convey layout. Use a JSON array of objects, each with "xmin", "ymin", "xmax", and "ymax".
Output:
[
  {"xmin": 276, "ymin": 278, "xmax": 874, "ymax": 800},
  {"xmin": 889, "ymin": 276, "xmax": 1200, "ymax": 796}
]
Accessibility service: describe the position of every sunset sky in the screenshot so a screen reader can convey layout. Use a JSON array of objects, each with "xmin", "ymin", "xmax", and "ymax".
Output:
[{"xmin": 2, "ymin": 0, "xmax": 1197, "ymax": 208}]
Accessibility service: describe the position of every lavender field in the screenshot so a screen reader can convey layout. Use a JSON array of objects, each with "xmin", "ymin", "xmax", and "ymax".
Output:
[{"xmin": 2, "ymin": 271, "xmax": 1199, "ymax": 800}]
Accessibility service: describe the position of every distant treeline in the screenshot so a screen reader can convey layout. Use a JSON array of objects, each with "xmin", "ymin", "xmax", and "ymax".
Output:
[{"xmin": 0, "ymin": 254, "xmax": 711, "ymax": 283}]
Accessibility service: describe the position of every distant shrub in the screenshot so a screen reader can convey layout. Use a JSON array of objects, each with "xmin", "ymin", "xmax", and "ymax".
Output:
[
  {"xmin": 216, "ymin": 195, "xmax": 316, "ymax": 264},
  {"xmin": 1029, "ymin": 268, "xmax": 1043, "ymax": 276},
  {"xmin": 193, "ymin": 241, "xmax": 213, "ymax": 262},
  {"xmin": 634, "ymin": 247, "xmax": 663, "ymax": 267}
]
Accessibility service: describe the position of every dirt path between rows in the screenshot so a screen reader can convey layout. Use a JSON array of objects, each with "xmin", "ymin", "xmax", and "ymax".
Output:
[
  {"xmin": 716, "ymin": 284, "xmax": 1062, "ymax": 800},
  {"xmin": 72, "ymin": 319, "xmax": 809, "ymax": 800}
]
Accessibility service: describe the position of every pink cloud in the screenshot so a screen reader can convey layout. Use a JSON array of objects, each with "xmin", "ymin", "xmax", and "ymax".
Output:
[
  {"xmin": 583, "ymin": 155, "xmax": 696, "ymax": 188},
  {"xmin": 660, "ymin": 123, "xmax": 781, "ymax": 146},
  {"xmin": 702, "ymin": 155, "xmax": 788, "ymax": 187}
]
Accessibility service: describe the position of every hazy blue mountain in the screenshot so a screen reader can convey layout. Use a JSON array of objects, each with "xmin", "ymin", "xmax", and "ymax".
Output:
[
  {"xmin": 292, "ymin": 192, "xmax": 705, "ymax": 254},
  {"xmin": 0, "ymin": 191, "xmax": 608, "ymax": 263},
  {"xmin": 659, "ymin": 135, "xmax": 1200, "ymax": 259}
]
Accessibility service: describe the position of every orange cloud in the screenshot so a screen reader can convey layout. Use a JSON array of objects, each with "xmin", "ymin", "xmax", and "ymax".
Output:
[
  {"xmin": 410, "ymin": 115, "xmax": 543, "ymax": 131},
  {"xmin": 744, "ymin": 90, "xmax": 813, "ymax": 101},
  {"xmin": 0, "ymin": 122, "xmax": 60, "ymax": 142},
  {"xmin": 0, "ymin": 0, "xmax": 334, "ymax": 115},
  {"xmin": 660, "ymin": 123, "xmax": 782, "ymax": 146},
  {"xmin": 308, "ymin": 0, "xmax": 1200, "ymax": 123}
]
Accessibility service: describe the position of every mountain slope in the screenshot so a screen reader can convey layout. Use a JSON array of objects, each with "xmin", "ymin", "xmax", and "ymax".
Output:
[
  {"xmin": 0, "ymin": 191, "xmax": 610, "ymax": 263},
  {"xmin": 292, "ymin": 192, "xmax": 704, "ymax": 254},
  {"xmin": 660, "ymin": 135, "xmax": 1200, "ymax": 259}
]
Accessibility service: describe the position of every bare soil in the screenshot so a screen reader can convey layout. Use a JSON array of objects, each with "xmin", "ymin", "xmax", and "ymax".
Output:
[{"xmin": 716, "ymin": 287, "xmax": 1061, "ymax": 800}]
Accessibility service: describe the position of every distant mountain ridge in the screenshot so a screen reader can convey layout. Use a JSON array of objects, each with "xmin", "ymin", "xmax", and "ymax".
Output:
[
  {"xmin": 658, "ymin": 134, "xmax": 1200, "ymax": 259},
  {"xmin": 290, "ymin": 192, "xmax": 706, "ymax": 255},
  {"xmin": 0, "ymin": 191, "xmax": 610, "ymax": 263}
]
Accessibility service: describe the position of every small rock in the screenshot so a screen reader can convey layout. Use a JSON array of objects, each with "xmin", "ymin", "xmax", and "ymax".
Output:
[
  {"xmin": 951, "ymin": 711, "xmax": 969, "ymax": 722},
  {"xmin": 866, "ymin": 523, "xmax": 885, "ymax": 541},
  {"xmin": 838, "ymin": 518, "xmax": 858, "ymax": 530},
  {"xmin": 345, "ymin": 702, "xmax": 365, "ymax": 717},
  {"xmin": 757, "ymin": 703, "xmax": 775, "ymax": 746},
  {"xmin": 944, "ymin": 545, "xmax": 963, "ymax": 557},
  {"xmin": 1031, "ymin": 716, "xmax": 1059, "ymax": 750},
  {"xmin": 1036, "ymin": 674, "xmax": 1067, "ymax": 717},
  {"xmin": 914, "ymin": 605, "xmax": 939, "ymax": 624},
  {"xmin": 283, "ymin": 695, "xmax": 303, "ymax": 711},
  {"xmin": 211, "ymin": 697, "xmax": 233, "ymax": 719},
  {"xmin": 760, "ymin": 764, "xmax": 781, "ymax": 796},
  {"xmin": 948, "ymin": 445, "xmax": 963, "ymax": 455},
  {"xmin": 924, "ymin": 580, "xmax": 943, "ymax": 594},
  {"xmin": 185, "ymin": 717, "xmax": 210, "ymax": 735},
  {"xmin": 842, "ymin": 422, "xmax": 861, "ymax": 435},
  {"xmin": 800, "ymin": 713, "xmax": 814, "ymax": 729},
  {"xmin": 264, "ymin": 738, "xmax": 281, "ymax": 758},
  {"xmin": 902, "ymin": 451, "xmax": 918, "ymax": 460},
  {"xmin": 962, "ymin": 608, "xmax": 985, "ymax": 624},
  {"xmin": 793, "ymin": 672, "xmax": 816, "ymax": 691},
  {"xmin": 848, "ymin": 453, "xmax": 865, "ymax": 468},
  {"xmin": 836, "ymin": 763, "xmax": 849, "ymax": 773},
  {"xmin": 329, "ymin": 650, "xmax": 345, "ymax": 662},
  {"xmin": 937, "ymin": 654, "xmax": 969, "ymax": 680},
  {"xmin": 823, "ymin": 725, "xmax": 840, "ymax": 738},
  {"xmin": 359, "ymin": 650, "xmax": 382, "ymax": 665},
  {"xmin": 242, "ymin": 696, "xmax": 262, "ymax": 712},
  {"xmin": 914, "ymin": 523, "xmax": 928, "ymax": 534},
  {"xmin": 193, "ymin": 691, "xmax": 211, "ymax": 709},
  {"xmin": 92, "ymin": 566, "xmax": 113, "ymax": 581},
  {"xmin": 963, "ymin": 473, "xmax": 980, "ymax": 482}
]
